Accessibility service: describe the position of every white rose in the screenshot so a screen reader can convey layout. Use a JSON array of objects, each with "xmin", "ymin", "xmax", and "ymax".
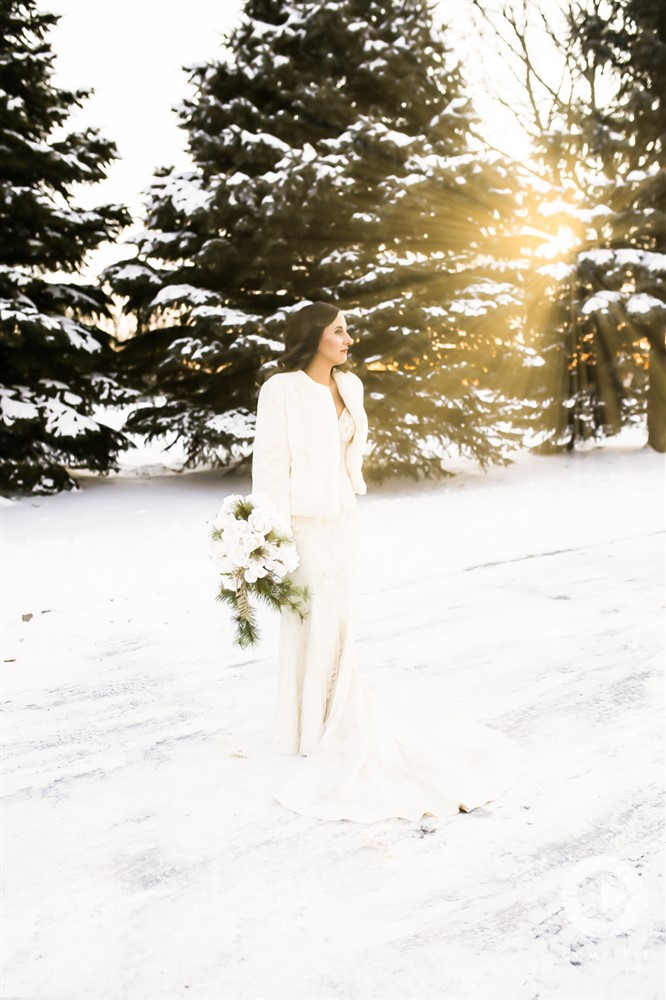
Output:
[
  {"xmin": 220, "ymin": 517, "xmax": 245, "ymax": 542},
  {"xmin": 232, "ymin": 521, "xmax": 260, "ymax": 551},
  {"xmin": 239, "ymin": 529, "xmax": 264, "ymax": 555},
  {"xmin": 213, "ymin": 508, "xmax": 238, "ymax": 531},
  {"xmin": 228, "ymin": 543, "xmax": 251, "ymax": 569},
  {"xmin": 248, "ymin": 508, "xmax": 272, "ymax": 536}
]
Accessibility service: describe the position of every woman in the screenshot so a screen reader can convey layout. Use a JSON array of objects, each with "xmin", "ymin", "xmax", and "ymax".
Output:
[{"xmin": 252, "ymin": 300, "xmax": 521, "ymax": 823}]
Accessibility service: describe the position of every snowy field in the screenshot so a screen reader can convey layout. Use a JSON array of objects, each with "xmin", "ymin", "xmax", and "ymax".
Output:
[{"xmin": 2, "ymin": 428, "xmax": 664, "ymax": 1000}]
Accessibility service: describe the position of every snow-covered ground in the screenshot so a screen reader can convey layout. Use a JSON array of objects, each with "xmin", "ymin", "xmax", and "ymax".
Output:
[{"xmin": 2, "ymin": 428, "xmax": 664, "ymax": 1000}]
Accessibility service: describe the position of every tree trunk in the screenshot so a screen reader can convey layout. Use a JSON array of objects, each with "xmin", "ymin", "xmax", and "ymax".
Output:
[{"xmin": 647, "ymin": 334, "xmax": 665, "ymax": 452}]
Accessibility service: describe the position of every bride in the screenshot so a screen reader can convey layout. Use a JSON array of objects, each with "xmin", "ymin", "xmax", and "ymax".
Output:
[{"xmin": 252, "ymin": 300, "xmax": 521, "ymax": 823}]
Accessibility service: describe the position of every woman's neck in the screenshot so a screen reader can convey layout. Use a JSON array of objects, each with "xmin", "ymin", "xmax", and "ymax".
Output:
[{"xmin": 304, "ymin": 359, "xmax": 336, "ymax": 387}]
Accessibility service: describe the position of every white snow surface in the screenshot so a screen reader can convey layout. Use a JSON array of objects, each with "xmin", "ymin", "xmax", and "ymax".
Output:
[{"xmin": 2, "ymin": 426, "xmax": 664, "ymax": 1000}]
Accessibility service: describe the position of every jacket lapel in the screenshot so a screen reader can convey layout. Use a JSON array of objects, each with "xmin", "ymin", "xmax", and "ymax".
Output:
[
  {"xmin": 333, "ymin": 370, "xmax": 367, "ymax": 439},
  {"xmin": 333, "ymin": 369, "xmax": 357, "ymax": 420},
  {"xmin": 332, "ymin": 369, "xmax": 368, "ymax": 493}
]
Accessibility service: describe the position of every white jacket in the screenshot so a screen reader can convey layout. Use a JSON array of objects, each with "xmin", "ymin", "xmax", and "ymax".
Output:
[{"xmin": 251, "ymin": 368, "xmax": 368, "ymax": 524}]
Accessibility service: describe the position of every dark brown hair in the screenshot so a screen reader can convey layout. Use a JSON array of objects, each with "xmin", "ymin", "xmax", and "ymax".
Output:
[{"xmin": 265, "ymin": 300, "xmax": 352, "ymax": 381}]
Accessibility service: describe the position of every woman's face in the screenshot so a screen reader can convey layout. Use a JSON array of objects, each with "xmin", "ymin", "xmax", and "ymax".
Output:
[{"xmin": 317, "ymin": 311, "xmax": 353, "ymax": 366}]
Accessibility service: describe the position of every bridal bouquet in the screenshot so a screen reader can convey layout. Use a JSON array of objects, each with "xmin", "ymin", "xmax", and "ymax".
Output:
[{"xmin": 208, "ymin": 492, "xmax": 310, "ymax": 649}]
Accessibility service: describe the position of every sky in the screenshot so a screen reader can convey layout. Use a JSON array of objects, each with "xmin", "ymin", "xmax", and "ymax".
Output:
[{"xmin": 37, "ymin": 0, "xmax": 559, "ymax": 278}]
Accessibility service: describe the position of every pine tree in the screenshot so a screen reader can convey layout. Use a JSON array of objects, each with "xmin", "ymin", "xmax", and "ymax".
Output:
[
  {"xmin": 105, "ymin": 0, "xmax": 528, "ymax": 482},
  {"xmin": 0, "ymin": 0, "xmax": 132, "ymax": 496},
  {"xmin": 521, "ymin": 0, "xmax": 665, "ymax": 451},
  {"xmin": 470, "ymin": 0, "xmax": 665, "ymax": 453},
  {"xmin": 569, "ymin": 0, "xmax": 666, "ymax": 451}
]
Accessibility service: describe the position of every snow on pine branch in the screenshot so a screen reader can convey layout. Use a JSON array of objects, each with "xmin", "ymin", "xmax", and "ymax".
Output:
[
  {"xmin": 149, "ymin": 285, "xmax": 222, "ymax": 311},
  {"xmin": 1, "ymin": 386, "xmax": 102, "ymax": 438},
  {"xmin": 0, "ymin": 300, "xmax": 101, "ymax": 353}
]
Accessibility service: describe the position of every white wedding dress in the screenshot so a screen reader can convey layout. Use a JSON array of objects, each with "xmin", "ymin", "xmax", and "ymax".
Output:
[{"xmin": 270, "ymin": 404, "xmax": 521, "ymax": 823}]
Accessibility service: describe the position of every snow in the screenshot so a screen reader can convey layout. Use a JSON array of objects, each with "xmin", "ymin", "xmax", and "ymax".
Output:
[
  {"xmin": 579, "ymin": 248, "xmax": 666, "ymax": 275},
  {"xmin": 226, "ymin": 170, "xmax": 251, "ymax": 187},
  {"xmin": 626, "ymin": 169, "xmax": 649, "ymax": 182},
  {"xmin": 450, "ymin": 297, "xmax": 497, "ymax": 316},
  {"xmin": 538, "ymin": 196, "xmax": 577, "ymax": 218},
  {"xmin": 188, "ymin": 305, "xmax": 258, "ymax": 325},
  {"xmin": 463, "ymin": 280, "xmax": 517, "ymax": 301},
  {"xmin": 219, "ymin": 127, "xmax": 290, "ymax": 157},
  {"xmin": 170, "ymin": 175, "xmax": 214, "ymax": 215},
  {"xmin": 581, "ymin": 290, "xmax": 623, "ymax": 315},
  {"xmin": 205, "ymin": 409, "xmax": 255, "ymax": 437},
  {"xmin": 2, "ymin": 426, "xmax": 663, "ymax": 999},
  {"xmin": 150, "ymin": 284, "xmax": 221, "ymax": 310},
  {"xmin": 1, "ymin": 387, "xmax": 101, "ymax": 438},
  {"xmin": 105, "ymin": 262, "xmax": 161, "ymax": 285},
  {"xmin": 43, "ymin": 398, "xmax": 100, "ymax": 438},
  {"xmin": 0, "ymin": 387, "xmax": 40, "ymax": 424},
  {"xmin": 0, "ymin": 303, "xmax": 101, "ymax": 353},
  {"xmin": 0, "ymin": 264, "xmax": 33, "ymax": 289},
  {"xmin": 406, "ymin": 150, "xmax": 476, "ymax": 173},
  {"xmin": 626, "ymin": 293, "xmax": 666, "ymax": 317},
  {"xmin": 319, "ymin": 249, "xmax": 359, "ymax": 267},
  {"xmin": 537, "ymin": 261, "xmax": 577, "ymax": 281}
]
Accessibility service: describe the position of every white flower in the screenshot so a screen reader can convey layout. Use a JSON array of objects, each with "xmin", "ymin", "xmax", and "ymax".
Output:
[
  {"xmin": 223, "ymin": 518, "xmax": 250, "ymax": 545},
  {"xmin": 278, "ymin": 542, "xmax": 299, "ymax": 573},
  {"xmin": 246, "ymin": 529, "xmax": 265, "ymax": 551},
  {"xmin": 244, "ymin": 557, "xmax": 270, "ymax": 584},
  {"xmin": 275, "ymin": 515, "xmax": 293, "ymax": 537},
  {"xmin": 228, "ymin": 542, "xmax": 251, "ymax": 569},
  {"xmin": 269, "ymin": 559, "xmax": 289, "ymax": 580},
  {"xmin": 219, "ymin": 493, "xmax": 246, "ymax": 516},
  {"xmin": 209, "ymin": 538, "xmax": 235, "ymax": 573},
  {"xmin": 248, "ymin": 508, "xmax": 273, "ymax": 536},
  {"xmin": 213, "ymin": 509, "xmax": 235, "ymax": 531},
  {"xmin": 264, "ymin": 544, "xmax": 285, "ymax": 569},
  {"xmin": 213, "ymin": 498, "xmax": 248, "ymax": 531}
]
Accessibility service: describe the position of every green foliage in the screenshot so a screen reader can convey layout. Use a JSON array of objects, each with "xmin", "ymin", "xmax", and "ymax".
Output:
[
  {"xmin": 233, "ymin": 497, "xmax": 254, "ymax": 519},
  {"xmin": 516, "ymin": 0, "xmax": 665, "ymax": 452},
  {"xmin": 105, "ymin": 0, "xmax": 529, "ymax": 479},
  {"xmin": 215, "ymin": 583, "xmax": 260, "ymax": 649},
  {"xmin": 0, "ymin": 0, "xmax": 133, "ymax": 496},
  {"xmin": 215, "ymin": 571, "xmax": 310, "ymax": 649}
]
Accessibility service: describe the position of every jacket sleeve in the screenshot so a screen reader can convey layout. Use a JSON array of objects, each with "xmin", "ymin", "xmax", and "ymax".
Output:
[{"xmin": 251, "ymin": 376, "xmax": 292, "ymax": 529}]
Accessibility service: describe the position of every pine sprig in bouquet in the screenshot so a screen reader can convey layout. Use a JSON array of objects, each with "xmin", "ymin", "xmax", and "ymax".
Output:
[{"xmin": 208, "ymin": 492, "xmax": 310, "ymax": 649}]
